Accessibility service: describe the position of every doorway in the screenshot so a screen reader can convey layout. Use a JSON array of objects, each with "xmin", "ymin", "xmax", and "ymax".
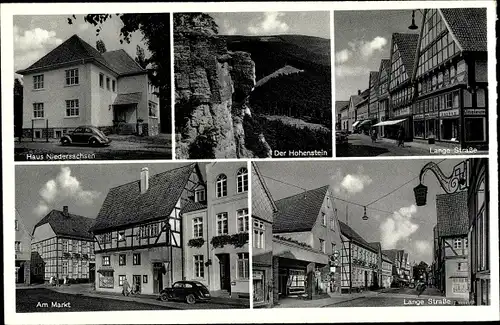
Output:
[
  {"xmin": 217, "ymin": 254, "xmax": 230, "ymax": 291},
  {"xmin": 133, "ymin": 275, "xmax": 142, "ymax": 293},
  {"xmin": 153, "ymin": 263, "xmax": 164, "ymax": 294},
  {"xmin": 89, "ymin": 263, "xmax": 95, "ymax": 283}
]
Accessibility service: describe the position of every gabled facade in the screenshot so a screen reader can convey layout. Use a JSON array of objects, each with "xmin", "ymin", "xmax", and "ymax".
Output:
[
  {"xmin": 91, "ymin": 164, "xmax": 202, "ymax": 295},
  {"xmin": 15, "ymin": 213, "xmax": 32, "ymax": 284},
  {"xmin": 272, "ymin": 186, "xmax": 342, "ymax": 299},
  {"xmin": 251, "ymin": 162, "xmax": 277, "ymax": 307},
  {"xmin": 368, "ymin": 242, "xmax": 383, "ymax": 288},
  {"xmin": 17, "ymin": 34, "xmax": 160, "ymax": 138},
  {"xmin": 30, "ymin": 206, "xmax": 95, "ymax": 284},
  {"xmin": 381, "ymin": 253, "xmax": 393, "ymax": 288},
  {"xmin": 368, "ymin": 71, "xmax": 380, "ymax": 123},
  {"xmin": 339, "ymin": 221, "xmax": 379, "ymax": 292},
  {"xmin": 182, "ymin": 162, "xmax": 249, "ymax": 299},
  {"xmin": 387, "ymin": 33, "xmax": 419, "ymax": 140},
  {"xmin": 376, "ymin": 59, "xmax": 391, "ymax": 137},
  {"xmin": 412, "ymin": 9, "xmax": 488, "ymax": 149},
  {"xmin": 335, "ymin": 101, "xmax": 349, "ymax": 131},
  {"xmin": 436, "ymin": 191, "xmax": 469, "ymax": 299}
]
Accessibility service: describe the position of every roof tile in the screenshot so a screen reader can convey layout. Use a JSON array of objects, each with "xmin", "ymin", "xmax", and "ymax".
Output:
[
  {"xmin": 34, "ymin": 209, "xmax": 94, "ymax": 241},
  {"xmin": 393, "ymin": 33, "xmax": 419, "ymax": 75},
  {"xmin": 440, "ymin": 8, "xmax": 487, "ymax": 52},
  {"xmin": 436, "ymin": 191, "xmax": 468, "ymax": 237}
]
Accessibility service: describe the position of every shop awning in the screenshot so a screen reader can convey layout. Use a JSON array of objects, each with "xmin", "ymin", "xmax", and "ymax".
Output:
[
  {"xmin": 358, "ymin": 120, "xmax": 371, "ymax": 127},
  {"xmin": 352, "ymin": 121, "xmax": 361, "ymax": 128},
  {"xmin": 372, "ymin": 118, "xmax": 407, "ymax": 127},
  {"xmin": 97, "ymin": 267, "xmax": 114, "ymax": 274}
]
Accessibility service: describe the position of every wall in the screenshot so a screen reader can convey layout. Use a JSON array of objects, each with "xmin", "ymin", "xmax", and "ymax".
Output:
[
  {"xmin": 182, "ymin": 209, "xmax": 209, "ymax": 286},
  {"xmin": 15, "ymin": 219, "xmax": 32, "ymax": 261},
  {"xmin": 22, "ymin": 64, "xmax": 91, "ymax": 129},
  {"xmin": 89, "ymin": 64, "xmax": 117, "ymax": 127},
  {"xmin": 118, "ymin": 74, "xmax": 149, "ymax": 121}
]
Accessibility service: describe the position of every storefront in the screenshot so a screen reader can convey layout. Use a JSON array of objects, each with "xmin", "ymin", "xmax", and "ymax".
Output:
[{"xmin": 253, "ymin": 251, "xmax": 273, "ymax": 308}]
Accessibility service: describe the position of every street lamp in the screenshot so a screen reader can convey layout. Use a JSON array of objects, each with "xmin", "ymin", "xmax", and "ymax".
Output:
[
  {"xmin": 362, "ymin": 206, "xmax": 368, "ymax": 220},
  {"xmin": 413, "ymin": 160, "xmax": 469, "ymax": 206},
  {"xmin": 408, "ymin": 10, "xmax": 419, "ymax": 30}
]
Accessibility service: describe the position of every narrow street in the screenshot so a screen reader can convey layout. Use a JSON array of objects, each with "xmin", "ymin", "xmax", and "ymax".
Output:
[{"xmin": 336, "ymin": 133, "xmax": 485, "ymax": 157}]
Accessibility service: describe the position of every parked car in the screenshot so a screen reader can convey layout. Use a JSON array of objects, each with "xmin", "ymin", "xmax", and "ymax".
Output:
[
  {"xmin": 159, "ymin": 281, "xmax": 211, "ymax": 304},
  {"xmin": 336, "ymin": 131, "xmax": 348, "ymax": 146},
  {"xmin": 60, "ymin": 125, "xmax": 111, "ymax": 146}
]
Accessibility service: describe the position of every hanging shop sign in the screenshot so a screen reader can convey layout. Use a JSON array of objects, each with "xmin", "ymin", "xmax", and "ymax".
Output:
[
  {"xmin": 439, "ymin": 109, "xmax": 459, "ymax": 118},
  {"xmin": 394, "ymin": 106, "xmax": 410, "ymax": 117},
  {"xmin": 464, "ymin": 109, "xmax": 486, "ymax": 116},
  {"xmin": 425, "ymin": 112, "xmax": 438, "ymax": 119},
  {"xmin": 414, "ymin": 114, "xmax": 424, "ymax": 120}
]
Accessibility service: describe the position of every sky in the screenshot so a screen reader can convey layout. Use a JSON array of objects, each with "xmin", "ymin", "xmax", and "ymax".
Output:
[
  {"xmin": 210, "ymin": 11, "xmax": 330, "ymax": 39},
  {"xmin": 15, "ymin": 162, "xmax": 208, "ymax": 237},
  {"xmin": 13, "ymin": 14, "xmax": 153, "ymax": 79},
  {"xmin": 334, "ymin": 10, "xmax": 424, "ymax": 101},
  {"xmin": 256, "ymin": 158, "xmax": 468, "ymax": 265}
]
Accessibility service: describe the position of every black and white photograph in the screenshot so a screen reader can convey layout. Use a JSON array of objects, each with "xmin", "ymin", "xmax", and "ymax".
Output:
[
  {"xmin": 13, "ymin": 13, "xmax": 172, "ymax": 161},
  {"xmin": 252, "ymin": 158, "xmax": 490, "ymax": 308},
  {"xmin": 15, "ymin": 162, "xmax": 250, "ymax": 312},
  {"xmin": 335, "ymin": 8, "xmax": 489, "ymax": 157},
  {"xmin": 174, "ymin": 12, "xmax": 332, "ymax": 159}
]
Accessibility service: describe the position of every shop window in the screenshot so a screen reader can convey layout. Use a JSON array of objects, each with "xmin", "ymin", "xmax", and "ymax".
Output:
[
  {"xmin": 464, "ymin": 117, "xmax": 486, "ymax": 142},
  {"xmin": 425, "ymin": 119, "xmax": 437, "ymax": 138},
  {"xmin": 99, "ymin": 271, "xmax": 114, "ymax": 288},
  {"xmin": 414, "ymin": 120, "xmax": 425, "ymax": 138},
  {"xmin": 440, "ymin": 119, "xmax": 459, "ymax": 141},
  {"xmin": 253, "ymin": 270, "xmax": 265, "ymax": 303}
]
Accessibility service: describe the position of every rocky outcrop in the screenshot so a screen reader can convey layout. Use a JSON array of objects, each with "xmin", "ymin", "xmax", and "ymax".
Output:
[{"xmin": 174, "ymin": 26, "xmax": 271, "ymax": 159}]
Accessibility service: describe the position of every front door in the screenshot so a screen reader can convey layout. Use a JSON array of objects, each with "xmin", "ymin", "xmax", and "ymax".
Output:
[
  {"xmin": 217, "ymin": 254, "xmax": 230, "ymax": 291},
  {"xmin": 153, "ymin": 263, "xmax": 164, "ymax": 294},
  {"xmin": 133, "ymin": 275, "xmax": 141, "ymax": 293}
]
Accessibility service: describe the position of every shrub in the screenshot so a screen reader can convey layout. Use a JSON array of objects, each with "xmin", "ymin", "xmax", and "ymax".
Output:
[
  {"xmin": 188, "ymin": 127, "xmax": 217, "ymax": 159},
  {"xmin": 188, "ymin": 238, "xmax": 205, "ymax": 248},
  {"xmin": 242, "ymin": 115, "xmax": 269, "ymax": 158}
]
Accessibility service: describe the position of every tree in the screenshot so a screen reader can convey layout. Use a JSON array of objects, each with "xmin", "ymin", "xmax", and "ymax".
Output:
[
  {"xmin": 413, "ymin": 261, "xmax": 429, "ymax": 281},
  {"xmin": 135, "ymin": 45, "xmax": 147, "ymax": 69},
  {"xmin": 14, "ymin": 78, "xmax": 23, "ymax": 137},
  {"xmin": 96, "ymin": 39, "xmax": 107, "ymax": 53}
]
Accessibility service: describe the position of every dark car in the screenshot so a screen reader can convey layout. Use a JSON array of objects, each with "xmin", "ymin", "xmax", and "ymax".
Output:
[
  {"xmin": 60, "ymin": 126, "xmax": 111, "ymax": 146},
  {"xmin": 160, "ymin": 281, "xmax": 211, "ymax": 304},
  {"xmin": 336, "ymin": 131, "xmax": 348, "ymax": 146}
]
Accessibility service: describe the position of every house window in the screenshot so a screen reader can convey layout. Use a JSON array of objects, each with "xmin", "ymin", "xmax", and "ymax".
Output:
[
  {"xmin": 100, "ymin": 233, "xmax": 112, "ymax": 244},
  {"xmin": 330, "ymin": 216, "xmax": 335, "ymax": 231},
  {"xmin": 451, "ymin": 278, "xmax": 468, "ymax": 293},
  {"xmin": 15, "ymin": 241, "xmax": 21, "ymax": 252},
  {"xmin": 99, "ymin": 74, "xmax": 104, "ymax": 88},
  {"xmin": 143, "ymin": 275, "xmax": 148, "ymax": 283},
  {"xmin": 216, "ymin": 212, "xmax": 229, "ymax": 235},
  {"xmin": 15, "ymin": 220, "xmax": 19, "ymax": 231},
  {"xmin": 139, "ymin": 223, "xmax": 159, "ymax": 239},
  {"xmin": 112, "ymin": 80, "xmax": 116, "ymax": 92},
  {"xmin": 253, "ymin": 220, "xmax": 265, "ymax": 249},
  {"xmin": 65, "ymin": 69, "xmax": 79, "ymax": 85},
  {"xmin": 119, "ymin": 275, "xmax": 126, "ymax": 286},
  {"xmin": 118, "ymin": 231, "xmax": 125, "ymax": 241},
  {"xmin": 194, "ymin": 255, "xmax": 204, "ymax": 278},
  {"xmin": 73, "ymin": 263, "xmax": 78, "ymax": 276},
  {"xmin": 119, "ymin": 254, "xmax": 126, "ymax": 266},
  {"xmin": 322, "ymin": 212, "xmax": 327, "ymax": 226},
  {"xmin": 106, "ymin": 77, "xmax": 110, "ymax": 90},
  {"xmin": 453, "ymin": 238, "xmax": 462, "ymax": 249},
  {"xmin": 457, "ymin": 262, "xmax": 467, "ymax": 271},
  {"xmin": 33, "ymin": 103, "xmax": 44, "ymax": 118},
  {"xmin": 193, "ymin": 217, "xmax": 203, "ymax": 238},
  {"xmin": 65, "ymin": 99, "xmax": 79, "ymax": 117},
  {"xmin": 102, "ymin": 256, "xmax": 110, "ymax": 266},
  {"xmin": 62, "ymin": 261, "xmax": 68, "ymax": 275},
  {"xmin": 319, "ymin": 239, "xmax": 325, "ymax": 253},
  {"xmin": 133, "ymin": 253, "xmax": 141, "ymax": 265},
  {"xmin": 237, "ymin": 253, "xmax": 249, "ymax": 279},
  {"xmin": 195, "ymin": 188, "xmax": 206, "ymax": 202},
  {"xmin": 148, "ymin": 101, "xmax": 158, "ymax": 118},
  {"xmin": 464, "ymin": 238, "xmax": 468, "ymax": 249},
  {"xmin": 33, "ymin": 74, "xmax": 44, "ymax": 89},
  {"xmin": 236, "ymin": 168, "xmax": 248, "ymax": 193},
  {"xmin": 216, "ymin": 174, "xmax": 227, "ymax": 198},
  {"xmin": 237, "ymin": 209, "xmax": 249, "ymax": 233}
]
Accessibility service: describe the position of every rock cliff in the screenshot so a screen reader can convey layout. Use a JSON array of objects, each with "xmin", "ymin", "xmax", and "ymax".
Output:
[{"xmin": 174, "ymin": 26, "xmax": 271, "ymax": 159}]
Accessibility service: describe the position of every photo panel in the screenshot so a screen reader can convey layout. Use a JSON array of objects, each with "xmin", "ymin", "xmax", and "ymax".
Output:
[
  {"xmin": 15, "ymin": 161, "xmax": 250, "ymax": 312},
  {"xmin": 174, "ymin": 11, "xmax": 333, "ymax": 159},
  {"xmin": 252, "ymin": 158, "xmax": 491, "ymax": 308},
  {"xmin": 334, "ymin": 8, "xmax": 489, "ymax": 157},
  {"xmin": 13, "ymin": 13, "xmax": 172, "ymax": 161}
]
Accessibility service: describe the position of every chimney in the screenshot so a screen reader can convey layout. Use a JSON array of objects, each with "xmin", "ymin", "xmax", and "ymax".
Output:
[
  {"xmin": 358, "ymin": 89, "xmax": 361, "ymax": 95},
  {"xmin": 140, "ymin": 167, "xmax": 149, "ymax": 194},
  {"xmin": 63, "ymin": 206, "xmax": 69, "ymax": 216}
]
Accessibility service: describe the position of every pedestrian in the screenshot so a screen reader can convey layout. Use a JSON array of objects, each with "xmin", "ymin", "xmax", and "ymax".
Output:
[
  {"xmin": 417, "ymin": 281, "xmax": 427, "ymax": 297},
  {"xmin": 122, "ymin": 278, "xmax": 130, "ymax": 296},
  {"xmin": 371, "ymin": 128, "xmax": 378, "ymax": 143},
  {"xmin": 397, "ymin": 126, "xmax": 405, "ymax": 147}
]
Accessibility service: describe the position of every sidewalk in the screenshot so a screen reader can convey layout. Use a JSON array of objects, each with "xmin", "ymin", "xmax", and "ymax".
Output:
[
  {"xmin": 375, "ymin": 136, "xmax": 488, "ymax": 154},
  {"xmin": 46, "ymin": 283, "xmax": 248, "ymax": 309},
  {"xmin": 274, "ymin": 291, "xmax": 379, "ymax": 308}
]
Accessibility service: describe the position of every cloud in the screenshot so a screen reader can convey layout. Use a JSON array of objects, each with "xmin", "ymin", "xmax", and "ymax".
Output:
[
  {"xmin": 33, "ymin": 167, "xmax": 100, "ymax": 217},
  {"xmin": 380, "ymin": 205, "xmax": 419, "ymax": 248},
  {"xmin": 335, "ymin": 49, "xmax": 351, "ymax": 64},
  {"xmin": 333, "ymin": 171, "xmax": 372, "ymax": 196},
  {"xmin": 360, "ymin": 36, "xmax": 388, "ymax": 58},
  {"xmin": 222, "ymin": 19, "xmax": 237, "ymax": 35},
  {"xmin": 335, "ymin": 65, "xmax": 369, "ymax": 77},
  {"xmin": 414, "ymin": 240, "xmax": 432, "ymax": 255},
  {"xmin": 78, "ymin": 23, "xmax": 90, "ymax": 31},
  {"xmin": 14, "ymin": 26, "xmax": 63, "ymax": 51},
  {"xmin": 248, "ymin": 12, "xmax": 289, "ymax": 35}
]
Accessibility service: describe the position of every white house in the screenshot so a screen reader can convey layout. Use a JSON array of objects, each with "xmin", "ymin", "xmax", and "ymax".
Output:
[{"xmin": 16, "ymin": 34, "xmax": 160, "ymax": 138}]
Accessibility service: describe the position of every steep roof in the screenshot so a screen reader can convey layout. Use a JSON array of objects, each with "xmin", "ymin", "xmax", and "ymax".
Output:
[
  {"xmin": 273, "ymin": 186, "xmax": 329, "ymax": 233},
  {"xmin": 382, "ymin": 253, "xmax": 393, "ymax": 263},
  {"xmin": 17, "ymin": 34, "xmax": 146, "ymax": 76},
  {"xmin": 440, "ymin": 8, "xmax": 487, "ymax": 52},
  {"xmin": 91, "ymin": 164, "xmax": 197, "ymax": 232},
  {"xmin": 379, "ymin": 59, "xmax": 391, "ymax": 73},
  {"xmin": 369, "ymin": 71, "xmax": 379, "ymax": 86},
  {"xmin": 181, "ymin": 200, "xmax": 207, "ymax": 214},
  {"xmin": 339, "ymin": 221, "xmax": 374, "ymax": 252},
  {"xmin": 368, "ymin": 242, "xmax": 381, "ymax": 252},
  {"xmin": 382, "ymin": 249, "xmax": 398, "ymax": 263},
  {"xmin": 392, "ymin": 33, "xmax": 419, "ymax": 75},
  {"xmin": 335, "ymin": 101, "xmax": 350, "ymax": 113},
  {"xmin": 34, "ymin": 209, "xmax": 94, "ymax": 241},
  {"xmin": 102, "ymin": 49, "xmax": 146, "ymax": 75},
  {"xmin": 436, "ymin": 191, "xmax": 468, "ymax": 237}
]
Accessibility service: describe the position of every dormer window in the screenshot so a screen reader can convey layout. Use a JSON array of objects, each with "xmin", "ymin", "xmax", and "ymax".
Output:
[{"xmin": 195, "ymin": 188, "xmax": 206, "ymax": 202}]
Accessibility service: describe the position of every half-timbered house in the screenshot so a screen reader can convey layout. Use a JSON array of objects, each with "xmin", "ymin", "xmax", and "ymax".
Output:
[{"xmin": 90, "ymin": 163, "xmax": 204, "ymax": 295}]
